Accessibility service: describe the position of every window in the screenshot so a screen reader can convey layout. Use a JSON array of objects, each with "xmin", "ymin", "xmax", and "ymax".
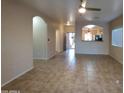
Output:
[
  {"xmin": 112, "ymin": 27, "xmax": 123, "ymax": 47},
  {"xmin": 82, "ymin": 25, "xmax": 103, "ymax": 41}
]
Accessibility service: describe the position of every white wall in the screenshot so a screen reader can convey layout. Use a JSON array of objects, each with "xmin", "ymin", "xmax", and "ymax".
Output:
[
  {"xmin": 47, "ymin": 24, "xmax": 56, "ymax": 59},
  {"xmin": 1, "ymin": 0, "xmax": 34, "ymax": 86},
  {"xmin": 33, "ymin": 16, "xmax": 48, "ymax": 59},
  {"xmin": 56, "ymin": 30, "xmax": 61, "ymax": 52},
  {"xmin": 109, "ymin": 15, "xmax": 123, "ymax": 64},
  {"xmin": 59, "ymin": 24, "xmax": 65, "ymax": 52},
  {"xmin": 64, "ymin": 25, "xmax": 75, "ymax": 33},
  {"xmin": 1, "ymin": 0, "xmax": 64, "ymax": 86},
  {"xmin": 75, "ymin": 21, "xmax": 109, "ymax": 55}
]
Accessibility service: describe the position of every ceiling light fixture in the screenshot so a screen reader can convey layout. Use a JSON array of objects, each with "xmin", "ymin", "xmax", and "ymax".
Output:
[
  {"xmin": 78, "ymin": 0, "xmax": 87, "ymax": 14},
  {"xmin": 78, "ymin": 7, "xmax": 86, "ymax": 13},
  {"xmin": 66, "ymin": 21, "xmax": 71, "ymax": 26},
  {"xmin": 85, "ymin": 25, "xmax": 95, "ymax": 28}
]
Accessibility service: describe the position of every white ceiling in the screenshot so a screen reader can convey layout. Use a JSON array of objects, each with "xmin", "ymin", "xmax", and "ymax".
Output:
[{"xmin": 18, "ymin": 0, "xmax": 123, "ymax": 24}]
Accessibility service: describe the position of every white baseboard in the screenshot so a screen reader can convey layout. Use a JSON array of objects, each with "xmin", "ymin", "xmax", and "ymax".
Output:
[
  {"xmin": 2, "ymin": 66, "xmax": 33, "ymax": 87},
  {"xmin": 47, "ymin": 54, "xmax": 56, "ymax": 59},
  {"xmin": 109, "ymin": 55, "xmax": 123, "ymax": 64},
  {"xmin": 75, "ymin": 53, "xmax": 109, "ymax": 55},
  {"xmin": 33, "ymin": 54, "xmax": 56, "ymax": 60},
  {"xmin": 33, "ymin": 57, "xmax": 48, "ymax": 60}
]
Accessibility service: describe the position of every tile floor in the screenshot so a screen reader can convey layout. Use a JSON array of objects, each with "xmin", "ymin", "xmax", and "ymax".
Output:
[{"xmin": 2, "ymin": 49, "xmax": 123, "ymax": 93}]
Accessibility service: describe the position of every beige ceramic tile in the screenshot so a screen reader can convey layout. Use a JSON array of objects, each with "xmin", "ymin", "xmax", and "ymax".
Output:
[{"xmin": 2, "ymin": 49, "xmax": 123, "ymax": 93}]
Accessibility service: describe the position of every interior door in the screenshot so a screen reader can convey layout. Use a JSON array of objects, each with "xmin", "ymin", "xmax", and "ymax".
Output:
[{"xmin": 66, "ymin": 33, "xmax": 75, "ymax": 49}]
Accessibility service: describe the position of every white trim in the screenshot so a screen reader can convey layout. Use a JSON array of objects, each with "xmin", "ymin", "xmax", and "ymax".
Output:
[
  {"xmin": 47, "ymin": 55, "xmax": 55, "ymax": 59},
  {"xmin": 75, "ymin": 52, "xmax": 109, "ymax": 55},
  {"xmin": 112, "ymin": 44, "xmax": 123, "ymax": 48},
  {"xmin": 33, "ymin": 58, "xmax": 49, "ymax": 60},
  {"xmin": 2, "ymin": 66, "xmax": 33, "ymax": 87},
  {"xmin": 109, "ymin": 55, "xmax": 123, "ymax": 64},
  {"xmin": 33, "ymin": 54, "xmax": 56, "ymax": 60},
  {"xmin": 33, "ymin": 57, "xmax": 49, "ymax": 60}
]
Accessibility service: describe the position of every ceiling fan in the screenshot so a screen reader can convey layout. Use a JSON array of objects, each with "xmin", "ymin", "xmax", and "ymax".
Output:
[{"xmin": 78, "ymin": 0, "xmax": 101, "ymax": 13}]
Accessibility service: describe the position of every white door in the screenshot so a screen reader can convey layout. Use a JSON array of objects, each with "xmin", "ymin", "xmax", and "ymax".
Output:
[{"xmin": 66, "ymin": 33, "xmax": 75, "ymax": 49}]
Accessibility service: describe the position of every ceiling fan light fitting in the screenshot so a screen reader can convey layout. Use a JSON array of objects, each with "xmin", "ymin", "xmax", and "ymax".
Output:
[
  {"xmin": 66, "ymin": 21, "xmax": 71, "ymax": 26},
  {"xmin": 78, "ymin": 7, "xmax": 86, "ymax": 13}
]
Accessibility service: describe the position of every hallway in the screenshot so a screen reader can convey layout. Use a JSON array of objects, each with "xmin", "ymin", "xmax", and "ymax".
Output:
[{"xmin": 2, "ymin": 49, "xmax": 123, "ymax": 93}]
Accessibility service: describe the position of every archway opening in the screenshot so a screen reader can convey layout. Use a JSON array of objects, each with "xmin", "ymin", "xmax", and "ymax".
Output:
[
  {"xmin": 81, "ymin": 25, "xmax": 104, "ymax": 41},
  {"xmin": 33, "ymin": 16, "xmax": 48, "ymax": 60}
]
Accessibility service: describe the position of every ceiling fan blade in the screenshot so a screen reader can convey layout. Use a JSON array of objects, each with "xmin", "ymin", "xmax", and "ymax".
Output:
[
  {"xmin": 80, "ymin": 0, "xmax": 83, "ymax": 3},
  {"xmin": 85, "ymin": 7, "xmax": 101, "ymax": 11}
]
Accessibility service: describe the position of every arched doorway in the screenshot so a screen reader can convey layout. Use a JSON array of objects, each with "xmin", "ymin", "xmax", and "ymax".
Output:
[{"xmin": 33, "ymin": 16, "xmax": 48, "ymax": 59}]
